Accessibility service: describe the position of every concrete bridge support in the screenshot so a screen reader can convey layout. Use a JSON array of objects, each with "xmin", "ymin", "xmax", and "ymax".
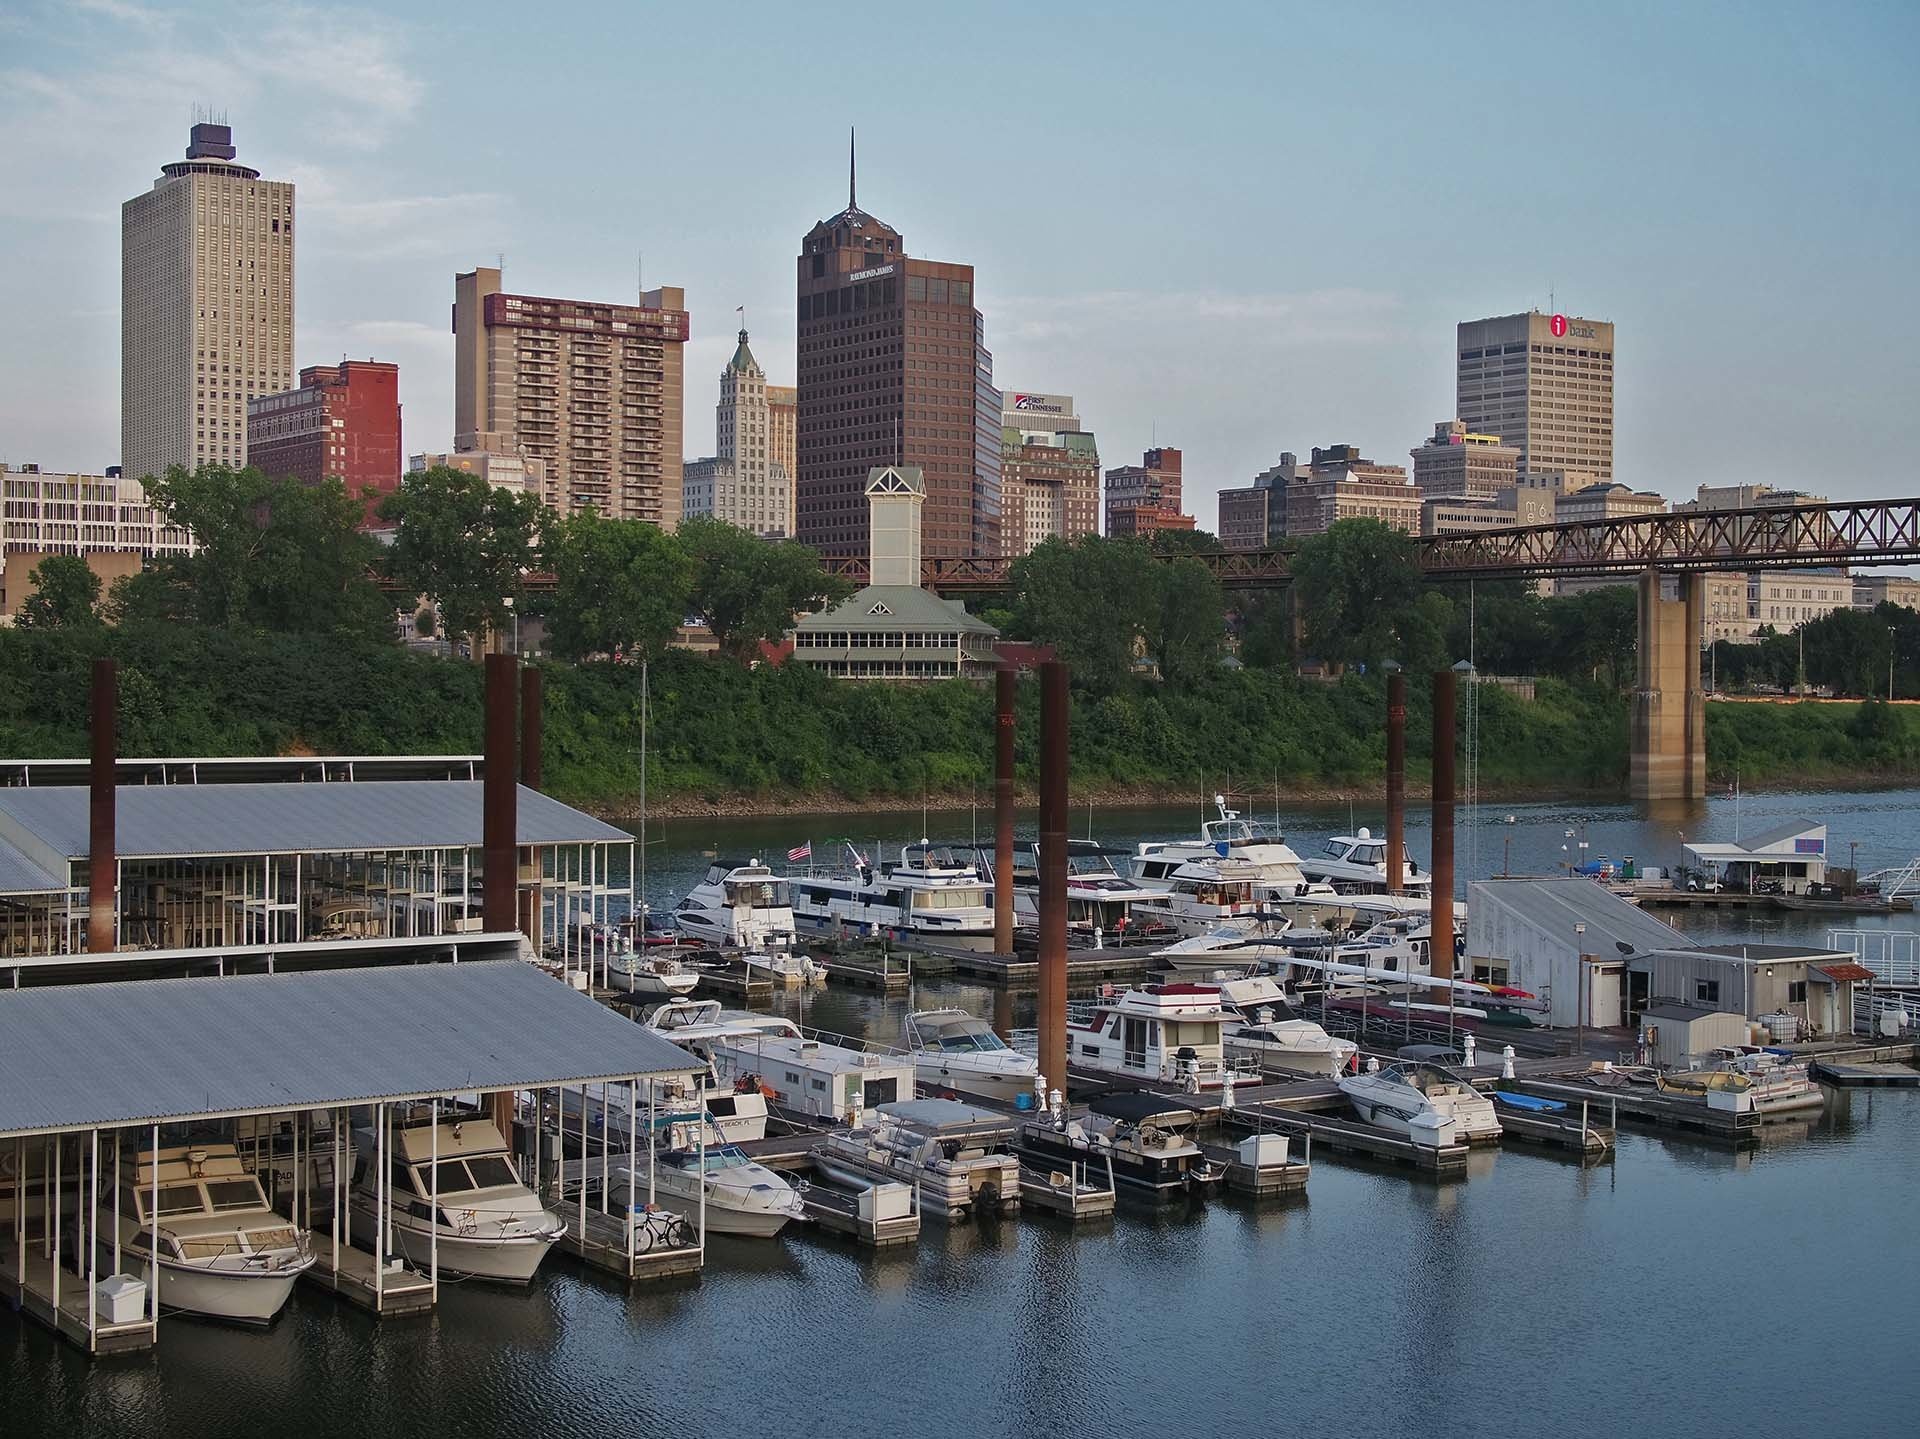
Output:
[{"xmin": 1630, "ymin": 569, "xmax": 1706, "ymax": 801}]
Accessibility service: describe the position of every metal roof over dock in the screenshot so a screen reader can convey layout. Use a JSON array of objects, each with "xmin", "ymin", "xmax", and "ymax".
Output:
[
  {"xmin": 0, "ymin": 779, "xmax": 627, "ymax": 866},
  {"xmin": 0, "ymin": 833, "xmax": 65, "ymax": 896},
  {"xmin": 0, "ymin": 959, "xmax": 696, "ymax": 1139}
]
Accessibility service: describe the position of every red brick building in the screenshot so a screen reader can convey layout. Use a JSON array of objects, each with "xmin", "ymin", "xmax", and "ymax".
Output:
[
  {"xmin": 1104, "ymin": 446, "xmax": 1194, "ymax": 537},
  {"xmin": 246, "ymin": 360, "xmax": 401, "ymax": 523}
]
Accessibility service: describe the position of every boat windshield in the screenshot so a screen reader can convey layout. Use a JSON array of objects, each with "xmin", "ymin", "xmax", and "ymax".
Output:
[
  {"xmin": 725, "ymin": 879, "xmax": 791, "ymax": 908},
  {"xmin": 1321, "ymin": 839, "xmax": 1351, "ymax": 859},
  {"xmin": 936, "ymin": 1024, "xmax": 1009, "ymax": 1054},
  {"xmin": 464, "ymin": 1155, "xmax": 521, "ymax": 1189},
  {"xmin": 1066, "ymin": 849, "xmax": 1120, "ymax": 878},
  {"xmin": 205, "ymin": 1179, "xmax": 266, "ymax": 1212},
  {"xmin": 155, "ymin": 1185, "xmax": 204, "ymax": 1217}
]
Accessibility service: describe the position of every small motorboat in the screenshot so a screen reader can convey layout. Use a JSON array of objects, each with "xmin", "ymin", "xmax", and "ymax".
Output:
[
  {"xmin": 1338, "ymin": 1060, "xmax": 1502, "ymax": 1146},
  {"xmin": 902, "ymin": 1009, "xmax": 1040, "ymax": 1103}
]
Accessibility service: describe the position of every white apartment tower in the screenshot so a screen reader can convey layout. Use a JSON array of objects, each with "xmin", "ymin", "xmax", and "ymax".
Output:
[
  {"xmin": 122, "ymin": 122, "xmax": 294, "ymax": 482},
  {"xmin": 682, "ymin": 328, "xmax": 792, "ymax": 537}
]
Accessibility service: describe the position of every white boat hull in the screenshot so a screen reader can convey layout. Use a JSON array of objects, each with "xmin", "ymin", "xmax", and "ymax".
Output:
[
  {"xmin": 910, "ymin": 1057, "xmax": 1040, "ymax": 1105},
  {"xmin": 614, "ymin": 1164, "xmax": 803, "ymax": 1238},
  {"xmin": 106, "ymin": 1245, "xmax": 309, "ymax": 1324},
  {"xmin": 351, "ymin": 1206, "xmax": 557, "ymax": 1284},
  {"xmin": 1227, "ymin": 1035, "xmax": 1356, "ymax": 1080},
  {"xmin": 610, "ymin": 967, "xmax": 700, "ymax": 998}
]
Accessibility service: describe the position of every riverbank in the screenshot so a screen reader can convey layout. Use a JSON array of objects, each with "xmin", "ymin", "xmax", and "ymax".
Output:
[{"xmin": 6, "ymin": 626, "xmax": 1920, "ymax": 813}]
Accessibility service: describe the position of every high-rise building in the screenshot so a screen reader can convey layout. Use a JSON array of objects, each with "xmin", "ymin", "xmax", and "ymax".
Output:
[
  {"xmin": 1409, "ymin": 419, "xmax": 1519, "ymax": 499},
  {"xmin": 795, "ymin": 154, "xmax": 1000, "ymax": 561},
  {"xmin": 246, "ymin": 360, "xmax": 401, "ymax": 523},
  {"xmin": 1456, "ymin": 310, "xmax": 1613, "ymax": 490},
  {"xmin": 1216, "ymin": 455, "xmax": 1296, "ymax": 550},
  {"xmin": 766, "ymin": 384, "xmax": 797, "ymax": 533},
  {"xmin": 409, "ymin": 450, "xmax": 544, "ymax": 498},
  {"xmin": 1676, "ymin": 482, "xmax": 1827, "ymax": 513},
  {"xmin": 682, "ymin": 329, "xmax": 791, "ymax": 536},
  {"xmin": 2, "ymin": 463, "xmax": 195, "ymax": 617},
  {"xmin": 1281, "ymin": 445, "xmax": 1420, "ymax": 537},
  {"xmin": 453, "ymin": 266, "xmax": 687, "ymax": 526},
  {"xmin": 122, "ymin": 122, "xmax": 294, "ymax": 481},
  {"xmin": 1105, "ymin": 447, "xmax": 1193, "ymax": 538},
  {"xmin": 997, "ymin": 391, "xmax": 1098, "ymax": 558}
]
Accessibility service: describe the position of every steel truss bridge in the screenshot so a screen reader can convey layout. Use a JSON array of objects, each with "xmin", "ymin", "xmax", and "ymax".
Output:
[{"xmin": 819, "ymin": 497, "xmax": 1920, "ymax": 592}]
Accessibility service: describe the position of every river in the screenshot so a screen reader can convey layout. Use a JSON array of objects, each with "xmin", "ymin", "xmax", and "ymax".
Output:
[{"xmin": 4, "ymin": 785, "xmax": 1916, "ymax": 1438}]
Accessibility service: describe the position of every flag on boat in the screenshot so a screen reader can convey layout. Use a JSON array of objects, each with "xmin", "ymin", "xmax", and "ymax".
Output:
[{"xmin": 787, "ymin": 841, "xmax": 812, "ymax": 862}]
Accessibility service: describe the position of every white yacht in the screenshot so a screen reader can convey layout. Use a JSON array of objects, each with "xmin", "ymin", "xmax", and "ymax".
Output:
[
  {"xmin": 1067, "ymin": 983, "xmax": 1258, "ymax": 1091},
  {"xmin": 614, "ymin": 1121, "xmax": 806, "ymax": 1238},
  {"xmin": 1128, "ymin": 855, "xmax": 1278, "ymax": 938},
  {"xmin": 349, "ymin": 1114, "xmax": 564, "ymax": 1284},
  {"xmin": 1216, "ymin": 975, "xmax": 1358, "ymax": 1079},
  {"xmin": 902, "ymin": 1009, "xmax": 1040, "ymax": 1103},
  {"xmin": 789, "ymin": 842, "xmax": 996, "ymax": 950},
  {"xmin": 1298, "ymin": 828, "xmax": 1432, "ymax": 897},
  {"xmin": 672, "ymin": 861, "xmax": 799, "ymax": 951},
  {"xmin": 104, "ymin": 1144, "xmax": 312, "ymax": 1324},
  {"xmin": 816, "ymin": 1099, "xmax": 1022, "ymax": 1220},
  {"xmin": 1018, "ymin": 1094, "xmax": 1224, "ymax": 1200},
  {"xmin": 1338, "ymin": 1060, "xmax": 1501, "ymax": 1147},
  {"xmin": 1134, "ymin": 799, "xmax": 1335, "ymax": 904},
  {"xmin": 974, "ymin": 839, "xmax": 1174, "ymax": 938},
  {"xmin": 641, "ymin": 999, "xmax": 800, "ymax": 1141}
]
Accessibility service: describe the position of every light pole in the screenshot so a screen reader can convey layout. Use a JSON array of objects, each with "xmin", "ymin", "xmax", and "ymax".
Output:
[
  {"xmin": 502, "ymin": 596, "xmax": 518, "ymax": 656},
  {"xmin": 1578, "ymin": 829, "xmax": 1590, "ymax": 876},
  {"xmin": 1502, "ymin": 814, "xmax": 1516, "ymax": 877},
  {"xmin": 1889, "ymin": 626, "xmax": 1898, "ymax": 703},
  {"xmin": 1574, "ymin": 921, "xmax": 1588, "ymax": 1054},
  {"xmin": 1563, "ymin": 828, "xmax": 1574, "ymax": 876}
]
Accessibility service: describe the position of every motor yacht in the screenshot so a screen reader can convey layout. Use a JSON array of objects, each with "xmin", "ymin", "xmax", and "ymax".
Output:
[
  {"xmin": 349, "ymin": 1113, "xmax": 564, "ymax": 1284},
  {"xmin": 902, "ymin": 1008, "xmax": 1040, "ymax": 1103},
  {"xmin": 789, "ymin": 842, "xmax": 996, "ymax": 950},
  {"xmin": 1298, "ymin": 828, "xmax": 1432, "ymax": 897},
  {"xmin": 1068, "ymin": 983, "xmax": 1259, "ymax": 1090},
  {"xmin": 101, "ymin": 1144, "xmax": 312, "ymax": 1324},
  {"xmin": 973, "ymin": 839, "xmax": 1174, "ymax": 941},
  {"xmin": 1018, "ymin": 1094, "xmax": 1223, "ymax": 1200},
  {"xmin": 816, "ymin": 1099, "xmax": 1021, "ymax": 1220},
  {"xmin": 641, "ymin": 999, "xmax": 801, "ymax": 1141},
  {"xmin": 1134, "ymin": 798, "xmax": 1336, "ymax": 903},
  {"xmin": 1216, "ymin": 975, "xmax": 1358, "ymax": 1078},
  {"xmin": 613, "ymin": 1121, "xmax": 806, "ymax": 1238},
  {"xmin": 1338, "ymin": 1059, "xmax": 1501, "ymax": 1147},
  {"xmin": 1128, "ymin": 855, "xmax": 1280, "ymax": 938},
  {"xmin": 672, "ymin": 861, "xmax": 799, "ymax": 951}
]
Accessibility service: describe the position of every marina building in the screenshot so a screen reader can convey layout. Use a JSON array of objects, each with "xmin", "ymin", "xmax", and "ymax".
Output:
[
  {"xmin": 453, "ymin": 266, "xmax": 688, "ymax": 527},
  {"xmin": 1, "ymin": 465, "xmax": 194, "ymax": 618},
  {"xmin": 795, "ymin": 160, "xmax": 1002, "ymax": 561},
  {"xmin": 246, "ymin": 361, "xmax": 402, "ymax": 524},
  {"xmin": 788, "ymin": 465, "xmax": 998, "ymax": 681},
  {"xmin": 1409, "ymin": 419, "xmax": 1519, "ymax": 500},
  {"xmin": 1105, "ymin": 447, "xmax": 1195, "ymax": 538},
  {"xmin": 122, "ymin": 122, "xmax": 295, "ymax": 481},
  {"xmin": 1456, "ymin": 310, "xmax": 1613, "ymax": 490},
  {"xmin": 682, "ymin": 328, "xmax": 792, "ymax": 537}
]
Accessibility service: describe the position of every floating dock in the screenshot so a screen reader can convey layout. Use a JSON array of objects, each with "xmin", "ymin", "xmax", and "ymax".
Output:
[
  {"xmin": 301, "ymin": 1232, "xmax": 436, "ymax": 1317},
  {"xmin": 1808, "ymin": 1060, "xmax": 1920, "ymax": 1087},
  {"xmin": 1018, "ymin": 1161, "xmax": 1118, "ymax": 1221},
  {"xmin": 910, "ymin": 939, "xmax": 1155, "ymax": 989},
  {"xmin": 0, "ymin": 1250, "xmax": 158, "ymax": 1355}
]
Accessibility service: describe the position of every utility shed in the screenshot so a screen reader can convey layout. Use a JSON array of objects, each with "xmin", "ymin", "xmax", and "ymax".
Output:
[
  {"xmin": 1683, "ymin": 819, "xmax": 1827, "ymax": 894},
  {"xmin": 1630, "ymin": 943, "xmax": 1858, "ymax": 1034},
  {"xmin": 1466, "ymin": 877, "xmax": 1691, "ymax": 1029},
  {"xmin": 1640, "ymin": 1003, "xmax": 1749, "ymax": 1069}
]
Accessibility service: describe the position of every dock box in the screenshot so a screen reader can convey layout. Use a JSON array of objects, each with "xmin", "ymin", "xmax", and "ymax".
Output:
[
  {"xmin": 95, "ymin": 1274, "xmax": 146, "ymax": 1324},
  {"xmin": 858, "ymin": 1182, "xmax": 913, "ymax": 1223},
  {"xmin": 1236, "ymin": 1133, "xmax": 1290, "ymax": 1168}
]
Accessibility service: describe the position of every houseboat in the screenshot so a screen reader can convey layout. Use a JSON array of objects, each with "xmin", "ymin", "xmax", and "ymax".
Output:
[
  {"xmin": 816, "ymin": 1099, "xmax": 1022, "ymax": 1220},
  {"xmin": 1068, "ymin": 983, "xmax": 1258, "ymax": 1090},
  {"xmin": 699, "ymin": 1031, "xmax": 918, "ymax": 1125}
]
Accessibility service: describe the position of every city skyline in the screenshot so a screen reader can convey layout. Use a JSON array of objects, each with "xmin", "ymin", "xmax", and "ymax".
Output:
[{"xmin": 3, "ymin": 1, "xmax": 1917, "ymax": 532}]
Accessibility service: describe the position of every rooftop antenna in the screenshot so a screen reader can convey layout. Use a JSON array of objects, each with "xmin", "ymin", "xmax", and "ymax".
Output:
[
  {"xmin": 496, "ymin": 251, "xmax": 504, "ymax": 274},
  {"xmin": 849, "ymin": 127, "xmax": 857, "ymax": 210}
]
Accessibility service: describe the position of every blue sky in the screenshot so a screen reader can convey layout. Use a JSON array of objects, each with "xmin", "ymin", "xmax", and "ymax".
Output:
[{"xmin": 2, "ymin": 0, "xmax": 1916, "ymax": 529}]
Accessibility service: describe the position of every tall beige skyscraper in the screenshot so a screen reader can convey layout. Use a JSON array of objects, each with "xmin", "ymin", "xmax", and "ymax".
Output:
[
  {"xmin": 122, "ymin": 122, "xmax": 294, "ymax": 482},
  {"xmin": 683, "ymin": 329, "xmax": 791, "ymax": 536},
  {"xmin": 1456, "ymin": 310, "xmax": 1613, "ymax": 490},
  {"xmin": 453, "ymin": 266, "xmax": 687, "ymax": 526}
]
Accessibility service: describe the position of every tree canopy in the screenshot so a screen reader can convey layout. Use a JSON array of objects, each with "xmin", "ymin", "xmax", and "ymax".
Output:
[
  {"xmin": 16, "ymin": 554, "xmax": 102, "ymax": 631},
  {"xmin": 1008, "ymin": 534, "xmax": 1158, "ymax": 694},
  {"xmin": 376, "ymin": 465, "xmax": 545, "ymax": 655},
  {"xmin": 679, "ymin": 515, "xmax": 850, "ymax": 662},
  {"xmin": 544, "ymin": 508, "xmax": 693, "ymax": 663},
  {"xmin": 1290, "ymin": 518, "xmax": 1448, "ymax": 673}
]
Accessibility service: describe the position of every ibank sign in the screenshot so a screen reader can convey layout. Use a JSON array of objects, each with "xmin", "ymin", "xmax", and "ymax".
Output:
[{"xmin": 1549, "ymin": 313, "xmax": 1599, "ymax": 341}]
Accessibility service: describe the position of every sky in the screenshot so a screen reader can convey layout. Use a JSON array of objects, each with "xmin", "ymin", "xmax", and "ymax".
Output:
[{"xmin": 2, "ymin": 0, "xmax": 1917, "ymax": 532}]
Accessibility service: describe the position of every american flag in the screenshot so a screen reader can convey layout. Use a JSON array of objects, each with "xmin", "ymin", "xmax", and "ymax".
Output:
[{"xmin": 787, "ymin": 841, "xmax": 811, "ymax": 862}]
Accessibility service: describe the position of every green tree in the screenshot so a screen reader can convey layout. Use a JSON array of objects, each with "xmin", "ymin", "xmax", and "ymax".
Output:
[
  {"xmin": 1150, "ymin": 528, "xmax": 1221, "ymax": 555},
  {"xmin": 679, "ymin": 517, "xmax": 849, "ymax": 662},
  {"xmin": 139, "ymin": 464, "xmax": 387, "ymax": 634},
  {"xmin": 16, "ymin": 555, "xmax": 102, "ymax": 630},
  {"xmin": 1544, "ymin": 585, "xmax": 1638, "ymax": 690},
  {"xmin": 1235, "ymin": 592, "xmax": 1296, "ymax": 670},
  {"xmin": 544, "ymin": 509, "xmax": 693, "ymax": 663},
  {"xmin": 377, "ymin": 466, "xmax": 545, "ymax": 657},
  {"xmin": 1009, "ymin": 534, "xmax": 1157, "ymax": 694},
  {"xmin": 1291, "ymin": 519, "xmax": 1450, "ymax": 672},
  {"xmin": 1147, "ymin": 556, "xmax": 1225, "ymax": 687}
]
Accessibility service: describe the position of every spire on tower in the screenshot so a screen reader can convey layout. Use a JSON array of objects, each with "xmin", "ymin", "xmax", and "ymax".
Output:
[{"xmin": 849, "ymin": 127, "xmax": 857, "ymax": 211}]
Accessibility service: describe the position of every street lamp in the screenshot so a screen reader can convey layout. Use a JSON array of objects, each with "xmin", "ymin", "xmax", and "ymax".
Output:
[
  {"xmin": 1890, "ymin": 626, "xmax": 1898, "ymax": 703},
  {"xmin": 1563, "ymin": 828, "xmax": 1575, "ymax": 876},
  {"xmin": 1502, "ymin": 814, "xmax": 1517, "ymax": 877},
  {"xmin": 1574, "ymin": 921, "xmax": 1588, "ymax": 1054},
  {"xmin": 502, "ymin": 595, "xmax": 518, "ymax": 656}
]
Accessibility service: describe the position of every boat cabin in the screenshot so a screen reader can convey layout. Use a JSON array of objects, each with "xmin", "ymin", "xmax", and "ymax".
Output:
[
  {"xmin": 702, "ymin": 1033, "xmax": 917, "ymax": 1124},
  {"xmin": 1070, "ymin": 983, "xmax": 1252, "ymax": 1089},
  {"xmin": 120, "ymin": 1145, "xmax": 299, "ymax": 1263}
]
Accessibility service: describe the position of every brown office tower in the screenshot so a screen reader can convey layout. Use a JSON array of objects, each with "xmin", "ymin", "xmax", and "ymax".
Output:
[
  {"xmin": 1104, "ymin": 447, "xmax": 1194, "ymax": 538},
  {"xmin": 246, "ymin": 360, "xmax": 402, "ymax": 524},
  {"xmin": 795, "ymin": 144, "xmax": 1001, "ymax": 561},
  {"xmin": 454, "ymin": 266, "xmax": 688, "ymax": 526}
]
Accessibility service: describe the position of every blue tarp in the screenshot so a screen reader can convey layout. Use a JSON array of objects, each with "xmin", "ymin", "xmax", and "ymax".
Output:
[{"xmin": 1493, "ymin": 1090, "xmax": 1567, "ymax": 1113}]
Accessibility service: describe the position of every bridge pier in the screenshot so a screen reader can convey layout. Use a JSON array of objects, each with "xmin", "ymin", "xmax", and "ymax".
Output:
[{"xmin": 1630, "ymin": 569, "xmax": 1706, "ymax": 802}]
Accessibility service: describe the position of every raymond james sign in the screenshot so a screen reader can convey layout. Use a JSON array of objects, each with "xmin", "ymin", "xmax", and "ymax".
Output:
[{"xmin": 847, "ymin": 264, "xmax": 896, "ymax": 283}]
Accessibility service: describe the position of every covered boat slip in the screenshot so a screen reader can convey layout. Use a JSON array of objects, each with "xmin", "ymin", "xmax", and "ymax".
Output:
[
  {"xmin": 0, "ymin": 960, "xmax": 698, "ymax": 1353},
  {"xmin": 0, "ymin": 780, "xmax": 637, "ymax": 983}
]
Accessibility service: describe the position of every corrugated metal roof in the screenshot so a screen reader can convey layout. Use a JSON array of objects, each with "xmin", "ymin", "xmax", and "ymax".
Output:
[
  {"xmin": 0, "ymin": 960, "xmax": 696, "ymax": 1138},
  {"xmin": 0, "ymin": 834, "xmax": 65, "ymax": 896},
  {"xmin": 1467, "ymin": 877, "xmax": 1691, "ymax": 955},
  {"xmin": 0, "ymin": 781, "xmax": 627, "ymax": 861}
]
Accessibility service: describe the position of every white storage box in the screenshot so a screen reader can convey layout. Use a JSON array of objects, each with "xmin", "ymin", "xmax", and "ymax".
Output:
[
  {"xmin": 1236, "ymin": 1133, "xmax": 1289, "ymax": 1168},
  {"xmin": 858, "ymin": 1182, "xmax": 913, "ymax": 1222},
  {"xmin": 95, "ymin": 1274, "xmax": 147, "ymax": 1325}
]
